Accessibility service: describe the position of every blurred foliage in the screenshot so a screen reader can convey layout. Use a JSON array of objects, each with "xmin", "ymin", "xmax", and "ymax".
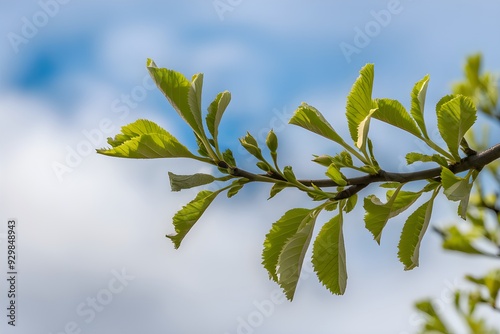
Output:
[{"xmin": 414, "ymin": 54, "xmax": 500, "ymax": 334}]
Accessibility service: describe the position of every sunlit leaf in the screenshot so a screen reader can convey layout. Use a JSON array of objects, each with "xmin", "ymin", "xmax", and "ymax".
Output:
[
  {"xmin": 277, "ymin": 208, "xmax": 322, "ymax": 300},
  {"xmin": 325, "ymin": 164, "xmax": 347, "ymax": 186},
  {"xmin": 410, "ymin": 74, "xmax": 430, "ymax": 139},
  {"xmin": 364, "ymin": 187, "xmax": 422, "ymax": 244},
  {"xmin": 436, "ymin": 95, "xmax": 477, "ymax": 161},
  {"xmin": 441, "ymin": 167, "xmax": 473, "ymax": 219},
  {"xmin": 206, "ymin": 91, "xmax": 231, "ymax": 142},
  {"xmin": 312, "ymin": 214, "xmax": 347, "ymax": 295},
  {"xmin": 406, "ymin": 152, "xmax": 448, "ymax": 167},
  {"xmin": 374, "ymin": 98, "xmax": 422, "ymax": 138},
  {"xmin": 146, "ymin": 59, "xmax": 203, "ymax": 136},
  {"xmin": 346, "ymin": 63, "xmax": 376, "ymax": 144},
  {"xmin": 97, "ymin": 119, "xmax": 198, "ymax": 160},
  {"xmin": 289, "ymin": 103, "xmax": 346, "ymax": 146},
  {"xmin": 262, "ymin": 208, "xmax": 311, "ymax": 282},
  {"xmin": 397, "ymin": 190, "xmax": 438, "ymax": 270},
  {"xmin": 167, "ymin": 190, "xmax": 221, "ymax": 249}
]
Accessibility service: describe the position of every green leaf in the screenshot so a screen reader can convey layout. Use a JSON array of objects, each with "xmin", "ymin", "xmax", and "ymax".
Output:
[
  {"xmin": 289, "ymin": 103, "xmax": 346, "ymax": 145},
  {"xmin": 441, "ymin": 168, "xmax": 473, "ymax": 219},
  {"xmin": 414, "ymin": 299, "xmax": 450, "ymax": 333},
  {"xmin": 256, "ymin": 161, "xmax": 271, "ymax": 172},
  {"xmin": 167, "ymin": 190, "xmax": 221, "ymax": 249},
  {"xmin": 325, "ymin": 164, "xmax": 347, "ymax": 186},
  {"xmin": 222, "ymin": 149, "xmax": 236, "ymax": 167},
  {"xmin": 262, "ymin": 208, "xmax": 312, "ymax": 282},
  {"xmin": 188, "ymin": 73, "xmax": 205, "ymax": 135},
  {"xmin": 373, "ymin": 98, "xmax": 422, "ymax": 138},
  {"xmin": 344, "ymin": 194, "xmax": 358, "ymax": 213},
  {"xmin": 355, "ymin": 108, "xmax": 377, "ymax": 151},
  {"xmin": 195, "ymin": 135, "xmax": 210, "ymax": 158},
  {"xmin": 283, "ymin": 166, "xmax": 298, "ymax": 183},
  {"xmin": 276, "ymin": 208, "xmax": 322, "ymax": 300},
  {"xmin": 397, "ymin": 190, "xmax": 438, "ymax": 270},
  {"xmin": 346, "ymin": 63, "xmax": 376, "ymax": 144},
  {"xmin": 312, "ymin": 213, "xmax": 347, "ymax": 295},
  {"xmin": 364, "ymin": 187, "xmax": 422, "ymax": 244},
  {"xmin": 206, "ymin": 91, "xmax": 231, "ymax": 142},
  {"xmin": 168, "ymin": 172, "xmax": 216, "ymax": 192},
  {"xmin": 312, "ymin": 151, "xmax": 353, "ymax": 168},
  {"xmin": 405, "ymin": 152, "xmax": 448, "ymax": 167},
  {"xmin": 97, "ymin": 119, "xmax": 198, "ymax": 160},
  {"xmin": 410, "ymin": 74, "xmax": 430, "ymax": 139},
  {"xmin": 268, "ymin": 182, "xmax": 287, "ymax": 199},
  {"xmin": 312, "ymin": 155, "xmax": 335, "ymax": 167},
  {"xmin": 239, "ymin": 132, "xmax": 264, "ymax": 160},
  {"xmin": 441, "ymin": 168, "xmax": 469, "ymax": 201},
  {"xmin": 146, "ymin": 59, "xmax": 203, "ymax": 136},
  {"xmin": 436, "ymin": 95, "xmax": 477, "ymax": 161},
  {"xmin": 227, "ymin": 179, "xmax": 246, "ymax": 198}
]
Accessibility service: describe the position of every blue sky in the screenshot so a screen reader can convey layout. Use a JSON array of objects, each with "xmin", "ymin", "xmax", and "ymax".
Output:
[{"xmin": 1, "ymin": 1, "xmax": 500, "ymax": 333}]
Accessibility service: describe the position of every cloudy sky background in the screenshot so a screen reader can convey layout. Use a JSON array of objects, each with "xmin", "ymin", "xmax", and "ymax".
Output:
[{"xmin": 1, "ymin": 1, "xmax": 500, "ymax": 333}]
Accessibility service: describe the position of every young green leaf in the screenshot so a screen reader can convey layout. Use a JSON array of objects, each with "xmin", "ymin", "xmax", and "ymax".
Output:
[
  {"xmin": 283, "ymin": 166, "xmax": 298, "ymax": 183},
  {"xmin": 227, "ymin": 179, "xmax": 247, "ymax": 198},
  {"xmin": 364, "ymin": 187, "xmax": 422, "ymax": 244},
  {"xmin": 206, "ymin": 91, "xmax": 231, "ymax": 143},
  {"xmin": 410, "ymin": 74, "xmax": 430, "ymax": 139},
  {"xmin": 146, "ymin": 59, "xmax": 204, "ymax": 136},
  {"xmin": 397, "ymin": 189, "xmax": 439, "ymax": 270},
  {"xmin": 276, "ymin": 208, "xmax": 322, "ymax": 300},
  {"xmin": 344, "ymin": 194, "xmax": 358, "ymax": 213},
  {"xmin": 239, "ymin": 132, "xmax": 264, "ymax": 160},
  {"xmin": 167, "ymin": 190, "xmax": 221, "ymax": 249},
  {"xmin": 441, "ymin": 167, "xmax": 474, "ymax": 219},
  {"xmin": 195, "ymin": 135, "xmax": 210, "ymax": 158},
  {"xmin": 355, "ymin": 108, "xmax": 377, "ymax": 151},
  {"xmin": 262, "ymin": 208, "xmax": 312, "ymax": 282},
  {"xmin": 436, "ymin": 95, "xmax": 477, "ymax": 161},
  {"xmin": 268, "ymin": 182, "xmax": 288, "ymax": 199},
  {"xmin": 188, "ymin": 73, "xmax": 205, "ymax": 135},
  {"xmin": 346, "ymin": 63, "xmax": 376, "ymax": 144},
  {"xmin": 373, "ymin": 98, "xmax": 422, "ymax": 138},
  {"xmin": 168, "ymin": 172, "xmax": 216, "ymax": 192},
  {"xmin": 97, "ymin": 119, "xmax": 200, "ymax": 160},
  {"xmin": 406, "ymin": 152, "xmax": 448, "ymax": 167},
  {"xmin": 266, "ymin": 129, "xmax": 278, "ymax": 153},
  {"xmin": 289, "ymin": 103, "xmax": 346, "ymax": 145},
  {"xmin": 325, "ymin": 164, "xmax": 347, "ymax": 186},
  {"xmin": 222, "ymin": 149, "xmax": 236, "ymax": 167},
  {"xmin": 312, "ymin": 213, "xmax": 347, "ymax": 295}
]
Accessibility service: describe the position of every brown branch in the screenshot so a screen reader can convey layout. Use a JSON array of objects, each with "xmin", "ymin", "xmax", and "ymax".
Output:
[
  {"xmin": 299, "ymin": 143, "xmax": 500, "ymax": 187},
  {"xmin": 226, "ymin": 144, "xmax": 500, "ymax": 196}
]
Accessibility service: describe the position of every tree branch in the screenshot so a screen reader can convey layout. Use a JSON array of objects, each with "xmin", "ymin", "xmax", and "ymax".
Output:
[
  {"xmin": 227, "ymin": 143, "xmax": 500, "ymax": 193},
  {"xmin": 299, "ymin": 143, "xmax": 500, "ymax": 187}
]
